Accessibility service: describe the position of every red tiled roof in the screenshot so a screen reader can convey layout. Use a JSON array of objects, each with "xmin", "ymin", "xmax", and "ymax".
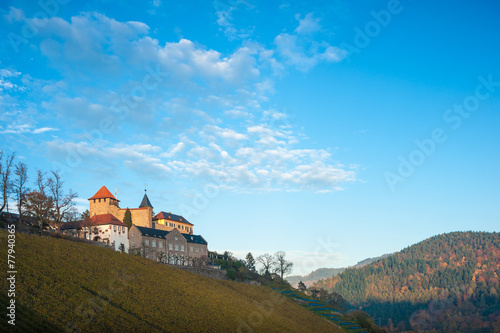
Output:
[
  {"xmin": 88, "ymin": 186, "xmax": 117, "ymax": 200},
  {"xmin": 84, "ymin": 214, "xmax": 127, "ymax": 227}
]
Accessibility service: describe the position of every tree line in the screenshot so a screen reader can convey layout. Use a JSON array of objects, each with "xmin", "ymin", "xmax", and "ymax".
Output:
[
  {"xmin": 0, "ymin": 150, "xmax": 79, "ymax": 230},
  {"xmin": 208, "ymin": 251, "xmax": 294, "ymax": 283},
  {"xmin": 312, "ymin": 231, "xmax": 500, "ymax": 332}
]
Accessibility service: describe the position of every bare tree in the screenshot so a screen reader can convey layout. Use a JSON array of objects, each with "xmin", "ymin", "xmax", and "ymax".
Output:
[
  {"xmin": 156, "ymin": 251, "xmax": 168, "ymax": 263},
  {"xmin": 256, "ymin": 253, "xmax": 275, "ymax": 275},
  {"xmin": 13, "ymin": 162, "xmax": 28, "ymax": 225},
  {"xmin": 24, "ymin": 170, "xmax": 53, "ymax": 232},
  {"xmin": 167, "ymin": 252, "xmax": 175, "ymax": 264},
  {"xmin": 0, "ymin": 150, "xmax": 15, "ymax": 216},
  {"xmin": 63, "ymin": 207, "xmax": 80, "ymax": 223},
  {"xmin": 49, "ymin": 170, "xmax": 78, "ymax": 225},
  {"xmin": 274, "ymin": 251, "xmax": 294, "ymax": 282}
]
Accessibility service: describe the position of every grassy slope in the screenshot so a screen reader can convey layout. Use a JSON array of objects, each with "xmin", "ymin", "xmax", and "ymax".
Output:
[{"xmin": 0, "ymin": 230, "xmax": 341, "ymax": 332}]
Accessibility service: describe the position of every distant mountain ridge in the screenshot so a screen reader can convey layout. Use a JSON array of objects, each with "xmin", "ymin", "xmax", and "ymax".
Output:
[
  {"xmin": 313, "ymin": 231, "xmax": 500, "ymax": 332},
  {"xmin": 287, "ymin": 254, "xmax": 390, "ymax": 287},
  {"xmin": 287, "ymin": 268, "xmax": 345, "ymax": 287}
]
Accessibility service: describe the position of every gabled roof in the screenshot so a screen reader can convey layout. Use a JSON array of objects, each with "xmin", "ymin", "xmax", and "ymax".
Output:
[
  {"xmin": 136, "ymin": 226, "xmax": 169, "ymax": 239},
  {"xmin": 60, "ymin": 220, "xmax": 85, "ymax": 230},
  {"xmin": 153, "ymin": 211, "xmax": 193, "ymax": 225},
  {"xmin": 135, "ymin": 226, "xmax": 206, "ymax": 244},
  {"xmin": 85, "ymin": 214, "xmax": 126, "ymax": 227},
  {"xmin": 88, "ymin": 186, "xmax": 117, "ymax": 200},
  {"xmin": 139, "ymin": 193, "xmax": 153, "ymax": 208},
  {"xmin": 183, "ymin": 234, "xmax": 208, "ymax": 245}
]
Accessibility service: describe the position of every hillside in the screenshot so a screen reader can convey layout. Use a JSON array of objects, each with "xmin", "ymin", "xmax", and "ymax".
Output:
[
  {"xmin": 313, "ymin": 231, "xmax": 500, "ymax": 332},
  {"xmin": 0, "ymin": 230, "xmax": 342, "ymax": 333}
]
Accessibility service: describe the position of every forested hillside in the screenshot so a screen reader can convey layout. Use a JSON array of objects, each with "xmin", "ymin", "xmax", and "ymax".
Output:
[
  {"xmin": 0, "ymin": 230, "xmax": 341, "ymax": 333},
  {"xmin": 313, "ymin": 231, "xmax": 500, "ymax": 332}
]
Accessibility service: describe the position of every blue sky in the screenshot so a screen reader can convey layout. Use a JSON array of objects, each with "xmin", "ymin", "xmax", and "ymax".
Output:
[{"xmin": 1, "ymin": 0, "xmax": 499, "ymax": 275}]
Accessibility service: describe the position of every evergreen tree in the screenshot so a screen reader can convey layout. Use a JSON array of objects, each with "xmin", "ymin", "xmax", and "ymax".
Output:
[
  {"xmin": 124, "ymin": 208, "xmax": 132, "ymax": 229},
  {"xmin": 298, "ymin": 281, "xmax": 307, "ymax": 292},
  {"xmin": 80, "ymin": 209, "xmax": 90, "ymax": 220},
  {"xmin": 245, "ymin": 252, "xmax": 256, "ymax": 272}
]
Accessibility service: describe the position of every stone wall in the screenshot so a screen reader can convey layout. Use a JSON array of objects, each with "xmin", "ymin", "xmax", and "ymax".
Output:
[
  {"xmin": 116, "ymin": 207, "xmax": 151, "ymax": 227},
  {"xmin": 166, "ymin": 264, "xmax": 227, "ymax": 280}
]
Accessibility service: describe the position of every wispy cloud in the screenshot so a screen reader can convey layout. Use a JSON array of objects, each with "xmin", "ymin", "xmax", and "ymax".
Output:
[
  {"xmin": 0, "ymin": 124, "xmax": 58, "ymax": 135},
  {"xmin": 275, "ymin": 13, "xmax": 347, "ymax": 71},
  {"xmin": 4, "ymin": 10, "xmax": 356, "ymax": 193}
]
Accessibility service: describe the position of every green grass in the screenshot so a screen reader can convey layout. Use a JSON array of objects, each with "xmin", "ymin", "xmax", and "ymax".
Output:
[{"xmin": 0, "ymin": 230, "xmax": 341, "ymax": 332}]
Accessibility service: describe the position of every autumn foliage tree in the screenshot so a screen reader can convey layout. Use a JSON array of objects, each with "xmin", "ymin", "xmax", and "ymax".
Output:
[{"xmin": 24, "ymin": 170, "xmax": 54, "ymax": 231}]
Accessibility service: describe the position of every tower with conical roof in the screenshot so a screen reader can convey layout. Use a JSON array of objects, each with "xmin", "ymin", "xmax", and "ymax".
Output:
[{"xmin": 139, "ymin": 189, "xmax": 153, "ymax": 209}]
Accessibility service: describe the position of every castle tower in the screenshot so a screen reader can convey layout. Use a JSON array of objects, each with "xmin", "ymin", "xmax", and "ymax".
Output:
[
  {"xmin": 88, "ymin": 186, "xmax": 121, "ymax": 217},
  {"xmin": 138, "ymin": 189, "xmax": 154, "ymax": 226},
  {"xmin": 139, "ymin": 190, "xmax": 153, "ymax": 210}
]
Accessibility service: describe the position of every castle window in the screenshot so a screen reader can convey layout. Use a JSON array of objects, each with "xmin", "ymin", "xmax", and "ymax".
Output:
[
  {"xmin": 99, "ymin": 198, "xmax": 101, "ymax": 202},
  {"xmin": 195, "ymin": 247, "xmax": 199, "ymax": 252},
  {"xmin": 94, "ymin": 199, "xmax": 96, "ymax": 203},
  {"xmin": 104, "ymin": 198, "xmax": 106, "ymax": 202},
  {"xmin": 152, "ymin": 240, "xmax": 156, "ymax": 247},
  {"xmin": 181, "ymin": 245, "xmax": 184, "ymax": 252},
  {"xmin": 175, "ymin": 244, "xmax": 179, "ymax": 251},
  {"xmin": 190, "ymin": 246, "xmax": 193, "ymax": 252},
  {"xmin": 132, "ymin": 241, "xmax": 136, "ymax": 247},
  {"xmin": 178, "ymin": 224, "xmax": 180, "ymax": 228},
  {"xmin": 158, "ymin": 241, "xmax": 163, "ymax": 248},
  {"xmin": 113, "ymin": 226, "xmax": 116, "ymax": 232},
  {"xmin": 144, "ymin": 239, "xmax": 149, "ymax": 246},
  {"xmin": 169, "ymin": 244, "xmax": 173, "ymax": 251}
]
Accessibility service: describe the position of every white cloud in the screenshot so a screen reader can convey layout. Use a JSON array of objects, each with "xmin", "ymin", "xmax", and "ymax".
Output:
[
  {"xmin": 274, "ymin": 13, "xmax": 346, "ymax": 71},
  {"xmin": 3, "ymin": 7, "xmax": 25, "ymax": 23},
  {"xmin": 203, "ymin": 125, "xmax": 248, "ymax": 141},
  {"xmin": 295, "ymin": 13, "xmax": 321, "ymax": 35},
  {"xmin": 0, "ymin": 69, "xmax": 21, "ymax": 78},
  {"xmin": 160, "ymin": 142, "xmax": 187, "ymax": 158},
  {"xmin": 280, "ymin": 163, "xmax": 356, "ymax": 190},
  {"xmin": 214, "ymin": 3, "xmax": 254, "ymax": 41},
  {"xmin": 34, "ymin": 13, "xmax": 150, "ymax": 78},
  {"xmin": 32, "ymin": 127, "xmax": 59, "ymax": 134},
  {"xmin": 7, "ymin": 11, "xmax": 356, "ymax": 194},
  {"xmin": 0, "ymin": 124, "xmax": 59, "ymax": 135},
  {"xmin": 224, "ymin": 106, "xmax": 250, "ymax": 118}
]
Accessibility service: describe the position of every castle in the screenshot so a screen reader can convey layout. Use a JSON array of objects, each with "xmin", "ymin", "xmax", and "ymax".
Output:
[
  {"xmin": 80, "ymin": 185, "xmax": 208, "ymax": 263},
  {"xmin": 89, "ymin": 186, "xmax": 194, "ymax": 235}
]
